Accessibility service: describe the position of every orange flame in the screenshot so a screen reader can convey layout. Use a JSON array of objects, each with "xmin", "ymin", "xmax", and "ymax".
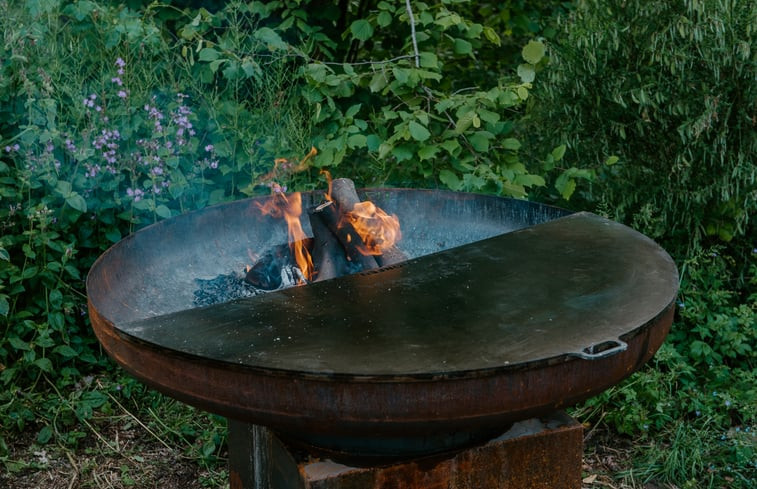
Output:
[
  {"xmin": 255, "ymin": 190, "xmax": 314, "ymax": 282},
  {"xmin": 343, "ymin": 201, "xmax": 401, "ymax": 255}
]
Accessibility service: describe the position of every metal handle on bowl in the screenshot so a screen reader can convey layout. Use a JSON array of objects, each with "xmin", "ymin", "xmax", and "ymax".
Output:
[{"xmin": 572, "ymin": 339, "xmax": 628, "ymax": 360}]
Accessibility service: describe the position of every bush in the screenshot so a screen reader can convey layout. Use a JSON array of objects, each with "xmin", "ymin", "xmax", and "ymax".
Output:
[{"xmin": 526, "ymin": 0, "xmax": 756, "ymax": 249}]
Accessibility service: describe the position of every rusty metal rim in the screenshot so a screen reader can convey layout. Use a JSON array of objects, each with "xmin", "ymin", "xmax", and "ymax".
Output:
[
  {"xmin": 97, "ymin": 299, "xmax": 675, "ymax": 384},
  {"xmin": 89, "ymin": 301, "xmax": 673, "ymax": 435}
]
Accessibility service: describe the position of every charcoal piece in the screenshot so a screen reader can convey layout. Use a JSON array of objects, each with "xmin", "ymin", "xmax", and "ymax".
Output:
[
  {"xmin": 245, "ymin": 240, "xmax": 314, "ymax": 290},
  {"xmin": 193, "ymin": 273, "xmax": 259, "ymax": 307}
]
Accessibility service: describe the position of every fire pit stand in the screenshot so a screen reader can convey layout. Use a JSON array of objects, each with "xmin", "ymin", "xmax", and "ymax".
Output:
[
  {"xmin": 228, "ymin": 412, "xmax": 584, "ymax": 489},
  {"xmin": 86, "ymin": 189, "xmax": 678, "ymax": 489}
]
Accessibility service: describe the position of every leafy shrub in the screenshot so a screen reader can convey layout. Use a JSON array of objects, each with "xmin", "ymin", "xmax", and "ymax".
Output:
[
  {"xmin": 527, "ymin": 0, "xmax": 756, "ymax": 249},
  {"xmin": 177, "ymin": 0, "xmax": 569, "ymax": 196},
  {"xmin": 0, "ymin": 0, "xmax": 309, "ymax": 453}
]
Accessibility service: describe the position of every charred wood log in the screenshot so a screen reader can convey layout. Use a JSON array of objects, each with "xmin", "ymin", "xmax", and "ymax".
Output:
[
  {"xmin": 308, "ymin": 202, "xmax": 354, "ymax": 282},
  {"xmin": 330, "ymin": 178, "xmax": 408, "ymax": 267},
  {"xmin": 310, "ymin": 200, "xmax": 379, "ymax": 272}
]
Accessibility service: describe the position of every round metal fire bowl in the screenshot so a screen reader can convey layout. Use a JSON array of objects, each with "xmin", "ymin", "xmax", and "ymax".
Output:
[{"xmin": 87, "ymin": 189, "xmax": 678, "ymax": 461}]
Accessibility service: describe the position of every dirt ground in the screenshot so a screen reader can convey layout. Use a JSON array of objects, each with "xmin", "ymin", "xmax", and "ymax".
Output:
[
  {"xmin": 0, "ymin": 420, "xmax": 226, "ymax": 489},
  {"xmin": 1, "ymin": 420, "xmax": 673, "ymax": 489}
]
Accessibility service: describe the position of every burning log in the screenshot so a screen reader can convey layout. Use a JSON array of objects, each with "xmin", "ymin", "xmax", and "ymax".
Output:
[
  {"xmin": 310, "ymin": 198, "xmax": 380, "ymax": 273},
  {"xmin": 318, "ymin": 178, "xmax": 407, "ymax": 267},
  {"xmin": 244, "ymin": 177, "xmax": 407, "ymax": 289},
  {"xmin": 307, "ymin": 202, "xmax": 355, "ymax": 282}
]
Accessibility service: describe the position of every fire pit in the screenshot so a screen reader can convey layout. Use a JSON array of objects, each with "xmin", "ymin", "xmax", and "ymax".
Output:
[{"xmin": 87, "ymin": 188, "xmax": 678, "ymax": 488}]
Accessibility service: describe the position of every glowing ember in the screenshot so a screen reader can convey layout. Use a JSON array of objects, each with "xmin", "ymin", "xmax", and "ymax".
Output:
[
  {"xmin": 255, "ymin": 190, "xmax": 314, "ymax": 283},
  {"xmin": 343, "ymin": 201, "xmax": 401, "ymax": 255}
]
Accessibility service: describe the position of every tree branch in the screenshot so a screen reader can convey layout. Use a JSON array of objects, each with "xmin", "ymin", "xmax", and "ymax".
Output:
[{"xmin": 405, "ymin": 0, "xmax": 420, "ymax": 68}]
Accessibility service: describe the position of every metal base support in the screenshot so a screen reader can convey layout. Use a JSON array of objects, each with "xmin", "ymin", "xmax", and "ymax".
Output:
[{"xmin": 229, "ymin": 411, "xmax": 583, "ymax": 489}]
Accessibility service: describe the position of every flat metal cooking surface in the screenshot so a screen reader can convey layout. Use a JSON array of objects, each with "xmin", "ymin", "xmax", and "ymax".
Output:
[{"xmin": 92, "ymin": 203, "xmax": 676, "ymax": 377}]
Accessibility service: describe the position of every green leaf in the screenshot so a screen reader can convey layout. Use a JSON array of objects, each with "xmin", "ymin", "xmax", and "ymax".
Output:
[
  {"xmin": 209, "ymin": 59, "xmax": 226, "ymax": 73},
  {"xmin": 419, "ymin": 52, "xmax": 438, "ymax": 69},
  {"xmin": 439, "ymin": 170, "xmax": 462, "ymax": 191},
  {"xmin": 469, "ymin": 132, "xmax": 490, "ymax": 152},
  {"xmin": 391, "ymin": 145, "xmax": 414, "ymax": 162},
  {"xmin": 456, "ymin": 111, "xmax": 477, "ymax": 134},
  {"xmin": 408, "ymin": 121, "xmax": 431, "ymax": 142},
  {"xmin": 65, "ymin": 192, "xmax": 87, "ymax": 213},
  {"xmin": 254, "ymin": 27, "xmax": 288, "ymax": 50},
  {"xmin": 454, "ymin": 38, "xmax": 473, "ymax": 55},
  {"xmin": 369, "ymin": 73, "xmax": 388, "ymax": 93},
  {"xmin": 55, "ymin": 181, "xmax": 73, "ymax": 198},
  {"xmin": 0, "ymin": 296, "xmax": 8, "ymax": 316},
  {"xmin": 350, "ymin": 20, "xmax": 373, "ymax": 41},
  {"xmin": 198, "ymin": 48, "xmax": 220, "ymax": 62},
  {"xmin": 555, "ymin": 172, "xmax": 577, "ymax": 200},
  {"xmin": 551, "ymin": 144, "xmax": 567, "ymax": 161},
  {"xmin": 155, "ymin": 205, "xmax": 171, "ymax": 219},
  {"xmin": 105, "ymin": 228, "xmax": 121, "ymax": 243},
  {"xmin": 8, "ymin": 336, "xmax": 30, "ymax": 351},
  {"xmin": 522, "ymin": 40, "xmax": 546, "ymax": 65},
  {"xmin": 0, "ymin": 247, "xmax": 8, "ymax": 261},
  {"xmin": 483, "ymin": 26, "xmax": 501, "ymax": 46},
  {"xmin": 347, "ymin": 134, "xmax": 367, "ymax": 148},
  {"xmin": 502, "ymin": 138, "xmax": 522, "ymax": 151},
  {"xmin": 33, "ymin": 358, "xmax": 53, "ymax": 373},
  {"xmin": 515, "ymin": 174, "xmax": 546, "ymax": 187},
  {"xmin": 22, "ymin": 266, "xmax": 39, "ymax": 279},
  {"xmin": 345, "ymin": 104, "xmax": 362, "ymax": 119},
  {"xmin": 418, "ymin": 145, "xmax": 439, "ymax": 161},
  {"xmin": 605, "ymin": 155, "xmax": 620, "ymax": 166},
  {"xmin": 366, "ymin": 134, "xmax": 382, "ymax": 152},
  {"xmin": 53, "ymin": 345, "xmax": 79, "ymax": 358},
  {"xmin": 517, "ymin": 64, "xmax": 535, "ymax": 83},
  {"xmin": 377, "ymin": 11, "xmax": 392, "ymax": 27},
  {"xmin": 440, "ymin": 139, "xmax": 460, "ymax": 155},
  {"xmin": 37, "ymin": 425, "xmax": 53, "ymax": 444}
]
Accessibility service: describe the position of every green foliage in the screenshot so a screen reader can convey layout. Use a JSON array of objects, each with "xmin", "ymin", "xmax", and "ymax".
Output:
[{"xmin": 528, "ymin": 0, "xmax": 757, "ymax": 249}]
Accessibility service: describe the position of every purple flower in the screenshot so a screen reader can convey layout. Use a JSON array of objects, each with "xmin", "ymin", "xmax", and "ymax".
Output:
[
  {"xmin": 205, "ymin": 144, "xmax": 214, "ymax": 152},
  {"xmin": 126, "ymin": 187, "xmax": 144, "ymax": 202},
  {"xmin": 210, "ymin": 160, "xmax": 218, "ymax": 169},
  {"xmin": 117, "ymin": 90, "xmax": 128, "ymax": 99},
  {"xmin": 115, "ymin": 57, "xmax": 126, "ymax": 68},
  {"xmin": 111, "ymin": 77, "xmax": 123, "ymax": 86}
]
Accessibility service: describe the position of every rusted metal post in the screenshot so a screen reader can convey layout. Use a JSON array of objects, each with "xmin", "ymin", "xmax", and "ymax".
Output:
[{"xmin": 229, "ymin": 421, "xmax": 305, "ymax": 489}]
